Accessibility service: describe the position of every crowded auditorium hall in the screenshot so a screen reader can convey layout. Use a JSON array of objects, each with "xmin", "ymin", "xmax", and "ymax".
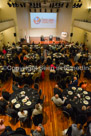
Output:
[{"xmin": 0, "ymin": 0, "xmax": 91, "ymax": 136}]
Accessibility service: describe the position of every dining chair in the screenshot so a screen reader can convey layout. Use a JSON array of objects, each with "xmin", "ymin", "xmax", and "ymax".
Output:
[
  {"xmin": 39, "ymin": 89, "xmax": 42, "ymax": 96},
  {"xmin": 15, "ymin": 127, "xmax": 26, "ymax": 135},
  {"xmin": 6, "ymin": 113, "xmax": 17, "ymax": 124},
  {"xmin": 35, "ymin": 76, "xmax": 40, "ymax": 83},
  {"xmin": 23, "ymin": 84, "xmax": 30, "ymax": 90},
  {"xmin": 34, "ymin": 83, "xmax": 39, "ymax": 91},
  {"xmin": 19, "ymin": 116, "xmax": 28, "ymax": 127}
]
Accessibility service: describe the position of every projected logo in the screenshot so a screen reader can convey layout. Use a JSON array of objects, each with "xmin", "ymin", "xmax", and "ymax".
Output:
[{"xmin": 34, "ymin": 16, "xmax": 41, "ymax": 24}]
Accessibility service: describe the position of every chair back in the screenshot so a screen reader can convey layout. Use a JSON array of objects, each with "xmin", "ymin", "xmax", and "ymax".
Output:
[
  {"xmin": 15, "ymin": 127, "xmax": 26, "ymax": 135},
  {"xmin": 34, "ymin": 83, "xmax": 39, "ymax": 90},
  {"xmin": 39, "ymin": 89, "xmax": 42, "ymax": 96},
  {"xmin": 63, "ymin": 111, "xmax": 70, "ymax": 118}
]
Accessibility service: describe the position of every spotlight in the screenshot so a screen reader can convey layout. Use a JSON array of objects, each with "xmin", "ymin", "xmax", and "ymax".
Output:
[
  {"xmin": 23, "ymin": 3, "xmax": 26, "ymax": 7},
  {"xmin": 44, "ymin": 0, "xmax": 46, "ymax": 4},
  {"xmin": 55, "ymin": 3, "xmax": 57, "ymax": 7},
  {"xmin": 33, "ymin": 3, "xmax": 35, "ymax": 8},
  {"xmin": 76, "ymin": 3, "xmax": 79, "ymax": 8},
  {"xmin": 79, "ymin": 3, "xmax": 82, "ymax": 8},
  {"xmin": 15, "ymin": 2, "xmax": 19, "ymax": 7},
  {"xmin": 73, "ymin": 3, "xmax": 76, "ymax": 8},
  {"xmin": 7, "ymin": 2, "xmax": 12, "ymax": 7},
  {"xmin": 66, "ymin": 3, "xmax": 69, "ymax": 8},
  {"xmin": 60, "ymin": 3, "xmax": 64, "ymax": 8},
  {"xmin": 36, "ymin": 3, "xmax": 38, "ymax": 8},
  {"xmin": 12, "ymin": 3, "xmax": 16, "ymax": 7},
  {"xmin": 30, "ymin": 3, "xmax": 32, "ymax": 8},
  {"xmin": 20, "ymin": 3, "xmax": 24, "ymax": 7},
  {"xmin": 52, "ymin": 3, "xmax": 54, "ymax": 8},
  {"xmin": 58, "ymin": 3, "xmax": 61, "ymax": 7},
  {"xmin": 49, "ymin": 3, "xmax": 51, "ymax": 8}
]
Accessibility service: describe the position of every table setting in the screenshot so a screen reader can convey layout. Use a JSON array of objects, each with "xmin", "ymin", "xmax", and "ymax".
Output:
[
  {"xmin": 9, "ymin": 88, "xmax": 40, "ymax": 110},
  {"xmin": 62, "ymin": 87, "xmax": 91, "ymax": 112}
]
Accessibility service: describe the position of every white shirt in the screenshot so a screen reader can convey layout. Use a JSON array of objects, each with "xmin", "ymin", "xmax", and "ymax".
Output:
[
  {"xmin": 51, "ymin": 96, "xmax": 65, "ymax": 106},
  {"xmin": 18, "ymin": 110, "xmax": 28, "ymax": 118},
  {"xmin": 32, "ymin": 104, "xmax": 43, "ymax": 117},
  {"xmin": 71, "ymin": 124, "xmax": 83, "ymax": 136}
]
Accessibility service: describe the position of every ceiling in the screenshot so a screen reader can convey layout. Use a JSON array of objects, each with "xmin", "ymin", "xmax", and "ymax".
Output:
[{"xmin": 15, "ymin": 0, "xmax": 72, "ymax": 3}]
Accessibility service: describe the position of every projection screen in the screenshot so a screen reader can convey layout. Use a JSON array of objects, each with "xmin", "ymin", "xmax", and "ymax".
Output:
[{"xmin": 30, "ymin": 13, "xmax": 57, "ymax": 28}]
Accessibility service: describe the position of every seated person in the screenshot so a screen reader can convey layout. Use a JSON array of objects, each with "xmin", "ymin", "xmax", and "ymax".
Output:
[
  {"xmin": 68, "ymin": 76, "xmax": 78, "ymax": 87},
  {"xmin": 32, "ymin": 104, "xmax": 43, "ymax": 126},
  {"xmin": 50, "ymin": 63, "xmax": 56, "ymax": 70},
  {"xmin": 66, "ymin": 123, "xmax": 83, "ymax": 136},
  {"xmin": 79, "ymin": 81, "xmax": 87, "ymax": 89},
  {"xmin": 30, "ymin": 124, "xmax": 45, "ymax": 136},
  {"xmin": 41, "ymin": 70, "xmax": 45, "ymax": 80},
  {"xmin": 76, "ymin": 106, "xmax": 87, "ymax": 125},
  {"xmin": 0, "ymin": 96, "xmax": 8, "ymax": 113},
  {"xmin": 2, "ymin": 49, "xmax": 7, "ymax": 55},
  {"xmin": 51, "ymin": 94, "xmax": 66, "ymax": 107},
  {"xmin": 32, "ymin": 103, "xmax": 43, "ymax": 118},
  {"xmin": 18, "ymin": 108, "xmax": 28, "ymax": 121},
  {"xmin": 53, "ymin": 84, "xmax": 63, "ymax": 99},
  {"xmin": 6, "ymin": 103, "xmax": 17, "ymax": 118},
  {"xmin": 2, "ymin": 89, "xmax": 11, "ymax": 101},
  {"xmin": 63, "ymin": 104, "xmax": 73, "ymax": 117},
  {"xmin": 0, "ymin": 119, "xmax": 5, "ymax": 135},
  {"xmin": 86, "ymin": 121, "xmax": 91, "ymax": 136},
  {"xmin": 86, "ymin": 106, "xmax": 91, "ymax": 117},
  {"xmin": 0, "ymin": 119, "xmax": 12, "ymax": 136}
]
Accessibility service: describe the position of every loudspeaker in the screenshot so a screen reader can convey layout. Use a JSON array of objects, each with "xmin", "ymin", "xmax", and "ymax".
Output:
[
  {"xmin": 14, "ymin": 33, "xmax": 16, "ymax": 37},
  {"xmin": 70, "ymin": 33, "xmax": 73, "ymax": 37},
  {"xmin": 20, "ymin": 38, "xmax": 25, "ymax": 42}
]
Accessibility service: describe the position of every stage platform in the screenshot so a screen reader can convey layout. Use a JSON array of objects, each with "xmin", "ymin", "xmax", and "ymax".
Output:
[{"xmin": 20, "ymin": 37, "xmax": 68, "ymax": 45}]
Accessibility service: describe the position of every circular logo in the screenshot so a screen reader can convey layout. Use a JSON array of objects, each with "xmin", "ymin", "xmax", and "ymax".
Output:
[{"xmin": 34, "ymin": 16, "xmax": 41, "ymax": 24}]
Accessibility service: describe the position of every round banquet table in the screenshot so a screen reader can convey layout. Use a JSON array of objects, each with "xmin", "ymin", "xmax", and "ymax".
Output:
[
  {"xmin": 9, "ymin": 88, "xmax": 40, "ymax": 111},
  {"xmin": 62, "ymin": 87, "xmax": 91, "ymax": 113}
]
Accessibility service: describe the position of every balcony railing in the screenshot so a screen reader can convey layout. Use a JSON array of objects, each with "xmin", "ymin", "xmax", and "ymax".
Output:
[
  {"xmin": 0, "ymin": 19, "xmax": 15, "ymax": 32},
  {"xmin": 73, "ymin": 19, "xmax": 91, "ymax": 32}
]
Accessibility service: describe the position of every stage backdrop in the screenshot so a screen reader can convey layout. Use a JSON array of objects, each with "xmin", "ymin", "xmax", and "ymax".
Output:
[{"xmin": 16, "ymin": 2, "xmax": 73, "ymax": 41}]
